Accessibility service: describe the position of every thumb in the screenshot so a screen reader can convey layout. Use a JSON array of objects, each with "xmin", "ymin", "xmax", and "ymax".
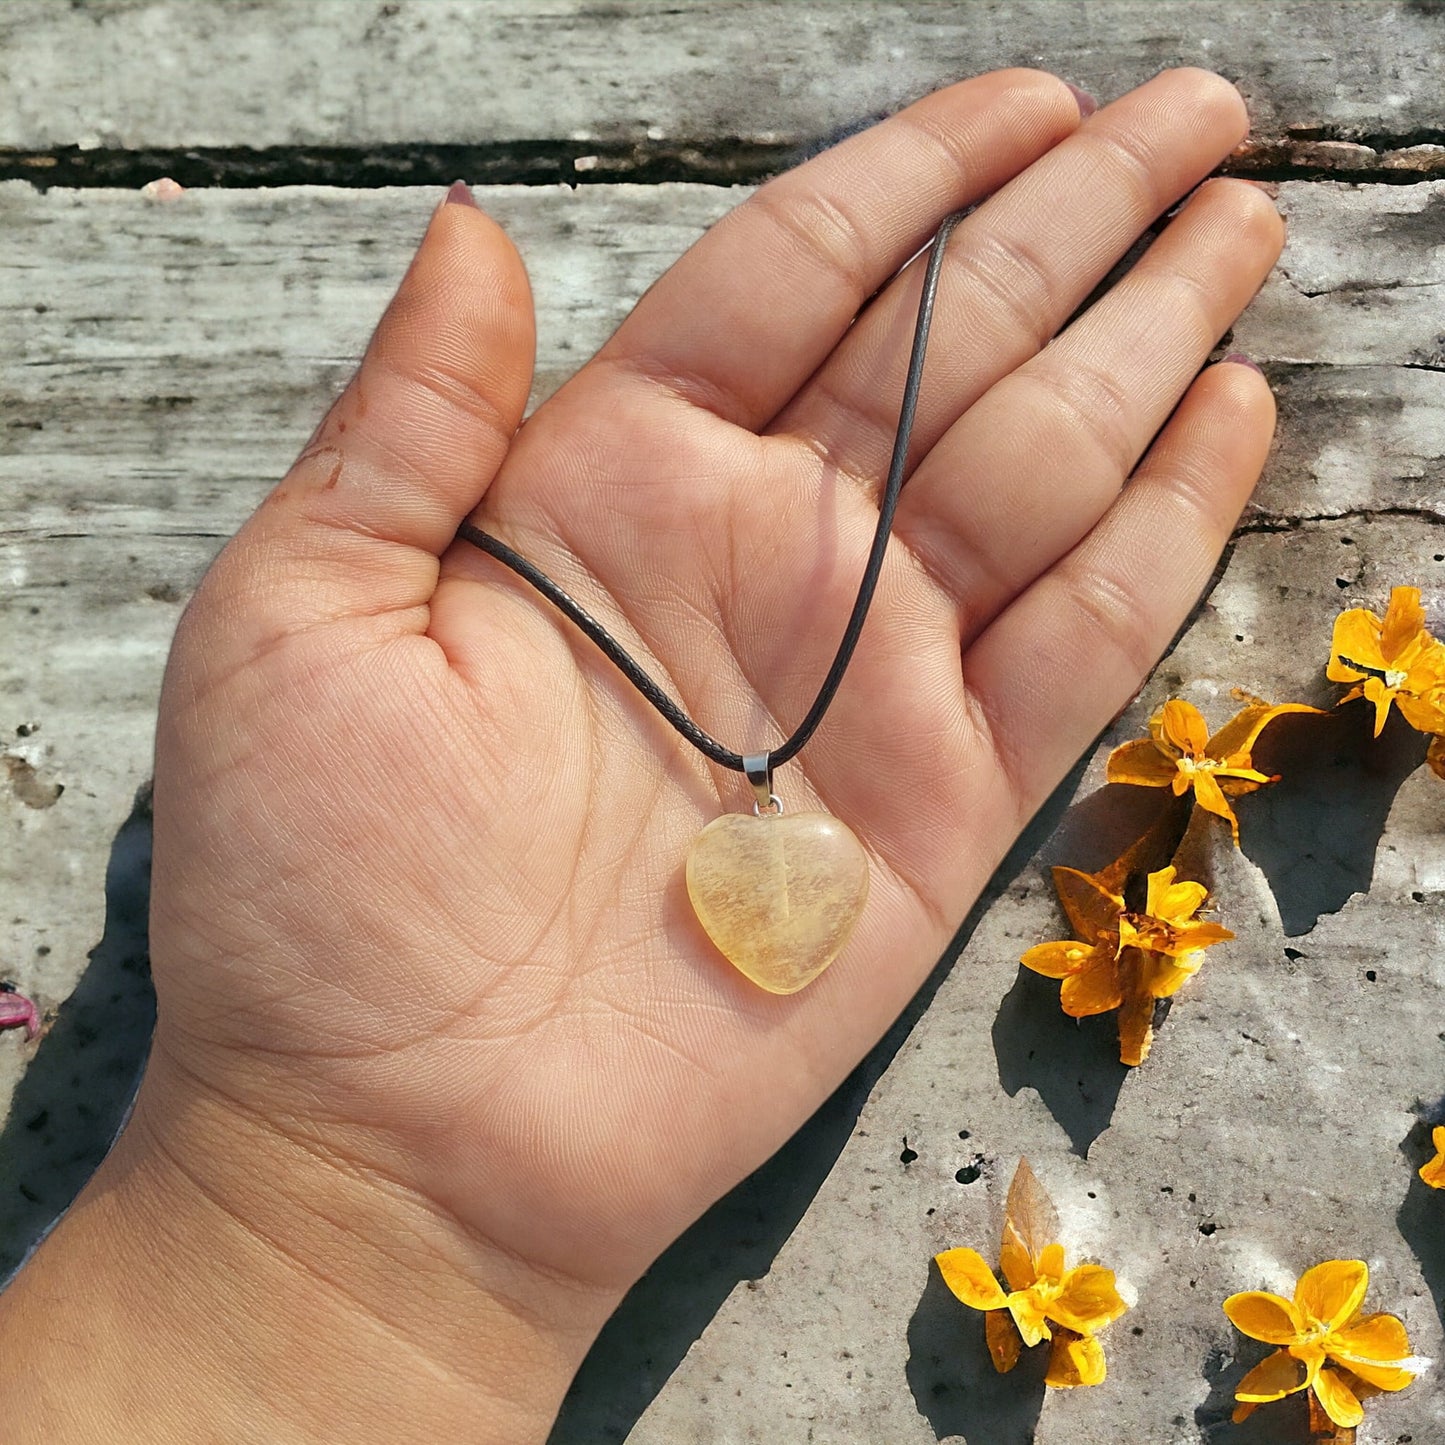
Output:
[{"xmin": 211, "ymin": 183, "xmax": 536, "ymax": 634}]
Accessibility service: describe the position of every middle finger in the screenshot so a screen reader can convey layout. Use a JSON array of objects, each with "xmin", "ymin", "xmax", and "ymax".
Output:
[{"xmin": 768, "ymin": 68, "xmax": 1249, "ymax": 488}]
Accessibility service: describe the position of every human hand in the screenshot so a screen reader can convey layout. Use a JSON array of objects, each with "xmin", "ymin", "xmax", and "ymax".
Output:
[{"xmin": 3, "ymin": 67, "xmax": 1282, "ymax": 1443}]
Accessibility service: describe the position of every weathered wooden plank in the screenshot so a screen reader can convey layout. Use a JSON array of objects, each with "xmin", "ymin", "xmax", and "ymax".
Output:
[
  {"xmin": 3, "ymin": 180, "xmax": 1442, "ymax": 549},
  {"xmin": 2, "ymin": 182, "xmax": 737, "ymax": 538},
  {"xmin": 2, "ymin": 0, "xmax": 1442, "ymax": 162},
  {"xmin": 4, "ymin": 178, "xmax": 1444, "ymax": 1328}
]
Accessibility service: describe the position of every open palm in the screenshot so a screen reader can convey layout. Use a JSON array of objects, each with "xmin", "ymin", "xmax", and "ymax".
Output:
[{"xmin": 141, "ymin": 65, "xmax": 1281, "ymax": 1406}]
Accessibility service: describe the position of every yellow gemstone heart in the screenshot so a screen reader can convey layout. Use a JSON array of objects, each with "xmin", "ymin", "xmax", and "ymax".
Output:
[{"xmin": 685, "ymin": 811, "xmax": 870, "ymax": 994}]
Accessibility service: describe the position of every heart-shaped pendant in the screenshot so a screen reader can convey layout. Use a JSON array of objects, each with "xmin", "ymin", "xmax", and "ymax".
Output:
[{"xmin": 685, "ymin": 811, "xmax": 869, "ymax": 994}]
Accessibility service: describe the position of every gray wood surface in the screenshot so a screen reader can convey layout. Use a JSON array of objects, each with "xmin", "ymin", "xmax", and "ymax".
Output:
[
  {"xmin": 5, "ymin": 171, "xmax": 1440, "ymax": 1169},
  {"xmin": 4, "ymin": 4, "xmax": 1445, "ymax": 1442},
  {"xmin": 2, "ymin": 0, "xmax": 1443, "ymax": 172}
]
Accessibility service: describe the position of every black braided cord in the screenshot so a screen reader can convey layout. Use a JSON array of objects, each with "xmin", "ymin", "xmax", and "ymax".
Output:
[{"xmin": 455, "ymin": 211, "xmax": 963, "ymax": 776}]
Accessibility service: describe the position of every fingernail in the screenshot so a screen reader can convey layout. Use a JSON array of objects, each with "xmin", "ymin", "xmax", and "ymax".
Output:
[
  {"xmin": 1065, "ymin": 82, "xmax": 1098, "ymax": 118},
  {"xmin": 445, "ymin": 179, "xmax": 478, "ymax": 208},
  {"xmin": 1222, "ymin": 352, "xmax": 1264, "ymax": 375}
]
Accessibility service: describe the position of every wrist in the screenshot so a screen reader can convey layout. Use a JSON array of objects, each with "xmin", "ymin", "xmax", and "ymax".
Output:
[{"xmin": 0, "ymin": 1040, "xmax": 617, "ymax": 1445}]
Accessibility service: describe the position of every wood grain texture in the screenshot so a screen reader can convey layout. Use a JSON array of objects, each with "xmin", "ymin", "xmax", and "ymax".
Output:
[
  {"xmin": 4, "ymin": 175, "xmax": 1440, "ymax": 1051},
  {"xmin": 2, "ymin": 0, "xmax": 1443, "ymax": 156},
  {"xmin": 3, "ymin": 7, "xmax": 1444, "ymax": 1439},
  {"xmin": 4, "ymin": 179, "xmax": 1445, "ymax": 1438}
]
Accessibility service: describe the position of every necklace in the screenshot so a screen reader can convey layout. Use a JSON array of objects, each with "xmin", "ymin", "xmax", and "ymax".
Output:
[{"xmin": 457, "ymin": 213, "xmax": 961, "ymax": 994}]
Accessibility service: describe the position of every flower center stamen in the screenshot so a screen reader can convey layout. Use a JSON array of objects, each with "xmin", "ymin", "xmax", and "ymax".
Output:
[{"xmin": 1176, "ymin": 755, "xmax": 1216, "ymax": 777}]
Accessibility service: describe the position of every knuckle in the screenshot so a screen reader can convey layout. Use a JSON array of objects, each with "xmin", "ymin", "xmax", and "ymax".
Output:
[
  {"xmin": 1067, "ymin": 567, "xmax": 1159, "ymax": 680},
  {"xmin": 392, "ymin": 353, "xmax": 515, "ymax": 443},
  {"xmin": 1024, "ymin": 363, "xmax": 1138, "ymax": 478},
  {"xmin": 1087, "ymin": 123, "xmax": 1165, "ymax": 217},
  {"xmin": 949, "ymin": 227, "xmax": 1059, "ymax": 351},
  {"xmin": 749, "ymin": 183, "xmax": 872, "ymax": 298}
]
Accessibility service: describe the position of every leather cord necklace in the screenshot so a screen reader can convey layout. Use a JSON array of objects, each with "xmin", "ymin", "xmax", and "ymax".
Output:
[{"xmin": 456, "ymin": 212, "xmax": 962, "ymax": 994}]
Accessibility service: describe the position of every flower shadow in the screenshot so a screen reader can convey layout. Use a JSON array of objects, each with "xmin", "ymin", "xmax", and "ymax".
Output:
[
  {"xmin": 1238, "ymin": 703, "xmax": 1427, "ymax": 936},
  {"xmin": 905, "ymin": 1258, "xmax": 1047, "ymax": 1444},
  {"xmin": 1193, "ymin": 1341, "xmax": 1315, "ymax": 1444},
  {"xmin": 991, "ymin": 969, "xmax": 1129, "ymax": 1159},
  {"xmin": 1397, "ymin": 1105, "xmax": 1445, "ymax": 1328}
]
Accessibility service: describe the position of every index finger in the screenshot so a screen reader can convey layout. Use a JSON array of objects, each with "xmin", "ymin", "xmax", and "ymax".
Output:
[{"xmin": 595, "ymin": 69, "xmax": 1085, "ymax": 431}]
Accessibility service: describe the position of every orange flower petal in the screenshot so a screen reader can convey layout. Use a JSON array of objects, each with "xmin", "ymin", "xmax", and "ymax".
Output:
[
  {"xmin": 1034, "ymin": 1243, "xmax": 1066, "ymax": 1283},
  {"xmin": 1214, "ymin": 764, "xmax": 1273, "ymax": 792},
  {"xmin": 1007, "ymin": 1290, "xmax": 1052, "ymax": 1348},
  {"xmin": 935, "ymin": 1248, "xmax": 1009, "ymax": 1311},
  {"xmin": 1045, "ymin": 1329, "xmax": 1107, "ymax": 1388},
  {"xmin": 1429, "ymin": 736, "xmax": 1445, "ymax": 782},
  {"xmin": 1337, "ymin": 1359, "xmax": 1418, "ymax": 1394},
  {"xmin": 1060, "ymin": 952, "xmax": 1124, "ymax": 1018},
  {"xmin": 1235, "ymin": 1347, "xmax": 1311, "ymax": 1403},
  {"xmin": 1379, "ymin": 585, "xmax": 1427, "ymax": 663},
  {"xmin": 1312, "ymin": 1365, "xmax": 1365, "ymax": 1429},
  {"xmin": 1224, "ymin": 1291, "xmax": 1305, "ymax": 1345},
  {"xmin": 1307, "ymin": 1389, "xmax": 1362, "ymax": 1440},
  {"xmin": 1001, "ymin": 1159, "xmax": 1059, "ymax": 1291},
  {"xmin": 1190, "ymin": 771, "xmax": 1241, "ymax": 842},
  {"xmin": 1051, "ymin": 867, "xmax": 1125, "ymax": 944},
  {"xmin": 1158, "ymin": 699, "xmax": 1210, "ymax": 757},
  {"xmin": 1143, "ymin": 951, "xmax": 1201, "ymax": 1000},
  {"xmin": 1329, "ymin": 608, "xmax": 1385, "ymax": 682},
  {"xmin": 1105, "ymin": 738, "xmax": 1179, "ymax": 788},
  {"xmin": 1021, "ymin": 940, "xmax": 1096, "ymax": 980},
  {"xmin": 1420, "ymin": 1126, "xmax": 1445, "ymax": 1189},
  {"xmin": 1049, "ymin": 1265, "xmax": 1127, "ymax": 1335},
  {"xmin": 999, "ymin": 1232, "xmax": 1033, "ymax": 1294},
  {"xmin": 1363, "ymin": 676, "xmax": 1394, "ymax": 737},
  {"xmin": 1397, "ymin": 689, "xmax": 1445, "ymax": 735},
  {"xmin": 1116, "ymin": 989, "xmax": 1155, "ymax": 1067},
  {"xmin": 1144, "ymin": 867, "xmax": 1207, "ymax": 922},
  {"xmin": 1206, "ymin": 702, "xmax": 1320, "ymax": 762},
  {"xmin": 1330, "ymin": 1312, "xmax": 1419, "ymax": 1391},
  {"xmin": 985, "ymin": 1306, "xmax": 1022, "ymax": 1374},
  {"xmin": 1296, "ymin": 1260, "xmax": 1369, "ymax": 1331},
  {"xmin": 1331, "ymin": 1310, "xmax": 1411, "ymax": 1363}
]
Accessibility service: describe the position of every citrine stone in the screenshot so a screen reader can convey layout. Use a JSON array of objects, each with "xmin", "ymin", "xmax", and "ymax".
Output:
[{"xmin": 685, "ymin": 811, "xmax": 870, "ymax": 994}]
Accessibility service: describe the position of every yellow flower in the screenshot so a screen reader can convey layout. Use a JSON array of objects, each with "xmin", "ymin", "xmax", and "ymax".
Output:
[
  {"xmin": 1428, "ymin": 735, "xmax": 1445, "ymax": 782},
  {"xmin": 1022, "ymin": 865, "xmax": 1233, "ymax": 1066},
  {"xmin": 1107, "ymin": 699, "xmax": 1319, "ymax": 843},
  {"xmin": 1328, "ymin": 585, "xmax": 1445, "ymax": 737},
  {"xmin": 934, "ymin": 1160, "xmax": 1126, "ymax": 1388},
  {"xmin": 1224, "ymin": 1259, "xmax": 1426, "ymax": 1429},
  {"xmin": 1421, "ymin": 1126, "xmax": 1445, "ymax": 1190}
]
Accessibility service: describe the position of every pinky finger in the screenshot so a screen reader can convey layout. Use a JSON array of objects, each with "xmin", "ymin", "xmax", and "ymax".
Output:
[{"xmin": 960, "ymin": 358, "xmax": 1276, "ymax": 823}]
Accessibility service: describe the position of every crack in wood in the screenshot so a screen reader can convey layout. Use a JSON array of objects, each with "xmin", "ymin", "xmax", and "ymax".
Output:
[
  {"xmin": 4, "ymin": 133, "xmax": 1444, "ymax": 190},
  {"xmin": 1236, "ymin": 505, "xmax": 1445, "ymax": 534}
]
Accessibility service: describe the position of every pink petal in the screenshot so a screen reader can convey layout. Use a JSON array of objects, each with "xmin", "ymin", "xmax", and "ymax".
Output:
[{"xmin": 0, "ymin": 986, "xmax": 40, "ymax": 1040}]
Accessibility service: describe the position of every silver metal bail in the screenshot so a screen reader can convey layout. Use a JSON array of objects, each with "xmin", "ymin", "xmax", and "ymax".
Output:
[{"xmin": 742, "ymin": 751, "xmax": 781, "ymax": 815}]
